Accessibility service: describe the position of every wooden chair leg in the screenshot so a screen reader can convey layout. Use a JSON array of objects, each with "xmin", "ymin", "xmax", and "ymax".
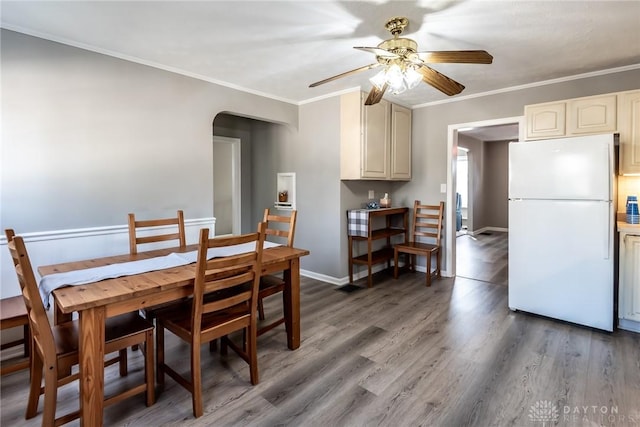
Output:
[
  {"xmin": 119, "ymin": 348, "xmax": 128, "ymax": 376},
  {"xmin": 26, "ymin": 352, "xmax": 43, "ymax": 419},
  {"xmin": 248, "ymin": 325, "xmax": 258, "ymax": 385},
  {"xmin": 23, "ymin": 324, "xmax": 30, "ymax": 358},
  {"xmin": 209, "ymin": 339, "xmax": 217, "ymax": 352},
  {"xmin": 220, "ymin": 336, "xmax": 228, "ymax": 356},
  {"xmin": 156, "ymin": 322, "xmax": 165, "ymax": 386},
  {"xmin": 426, "ymin": 254, "xmax": 432, "ymax": 287},
  {"xmin": 258, "ymin": 298, "xmax": 265, "ymax": 320},
  {"xmin": 436, "ymin": 249, "xmax": 442, "ymax": 278},
  {"xmin": 144, "ymin": 330, "xmax": 155, "ymax": 407},
  {"xmin": 191, "ymin": 342, "xmax": 203, "ymax": 417},
  {"xmin": 393, "ymin": 249, "xmax": 400, "ymax": 279},
  {"xmin": 42, "ymin": 364, "xmax": 58, "ymax": 426}
]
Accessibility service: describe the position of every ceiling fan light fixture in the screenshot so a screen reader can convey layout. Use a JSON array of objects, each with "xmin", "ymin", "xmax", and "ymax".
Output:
[
  {"xmin": 370, "ymin": 63, "xmax": 421, "ymax": 95},
  {"xmin": 404, "ymin": 66, "xmax": 422, "ymax": 89},
  {"xmin": 310, "ymin": 16, "xmax": 492, "ymax": 105},
  {"xmin": 370, "ymin": 70, "xmax": 387, "ymax": 90},
  {"xmin": 385, "ymin": 64, "xmax": 405, "ymax": 91}
]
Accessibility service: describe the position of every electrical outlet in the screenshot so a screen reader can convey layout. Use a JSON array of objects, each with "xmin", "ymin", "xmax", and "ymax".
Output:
[{"xmin": 368, "ymin": 190, "xmax": 375, "ymax": 199}]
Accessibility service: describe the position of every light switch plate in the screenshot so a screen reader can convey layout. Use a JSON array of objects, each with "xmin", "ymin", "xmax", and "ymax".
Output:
[
  {"xmin": 368, "ymin": 190, "xmax": 375, "ymax": 199},
  {"xmin": 440, "ymin": 183, "xmax": 447, "ymax": 193}
]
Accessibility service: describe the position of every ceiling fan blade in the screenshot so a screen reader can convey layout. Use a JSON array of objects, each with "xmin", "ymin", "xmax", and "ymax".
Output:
[
  {"xmin": 417, "ymin": 66, "xmax": 465, "ymax": 96},
  {"xmin": 354, "ymin": 46, "xmax": 398, "ymax": 58},
  {"xmin": 416, "ymin": 50, "xmax": 493, "ymax": 64},
  {"xmin": 364, "ymin": 84, "xmax": 388, "ymax": 106},
  {"xmin": 309, "ymin": 63, "xmax": 381, "ymax": 87}
]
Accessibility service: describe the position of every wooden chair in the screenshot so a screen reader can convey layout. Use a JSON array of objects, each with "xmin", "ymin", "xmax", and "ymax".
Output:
[
  {"xmin": 128, "ymin": 210, "xmax": 187, "ymax": 323},
  {"xmin": 257, "ymin": 208, "xmax": 297, "ymax": 337},
  {"xmin": 6, "ymin": 231, "xmax": 155, "ymax": 426},
  {"xmin": 155, "ymin": 223, "xmax": 266, "ymax": 418},
  {"xmin": 128, "ymin": 210, "xmax": 186, "ymax": 255},
  {"xmin": 393, "ymin": 201, "xmax": 445, "ymax": 287},
  {"xmin": 1, "ymin": 229, "xmax": 31, "ymax": 376},
  {"xmin": 1, "ymin": 295, "xmax": 31, "ymax": 376}
]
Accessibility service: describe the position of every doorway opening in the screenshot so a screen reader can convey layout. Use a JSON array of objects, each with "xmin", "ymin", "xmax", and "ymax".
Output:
[
  {"xmin": 456, "ymin": 146, "xmax": 469, "ymax": 236},
  {"xmin": 213, "ymin": 136, "xmax": 241, "ymax": 236},
  {"xmin": 445, "ymin": 117, "xmax": 524, "ymax": 278}
]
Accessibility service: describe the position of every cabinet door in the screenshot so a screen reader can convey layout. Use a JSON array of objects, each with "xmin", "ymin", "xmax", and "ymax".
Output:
[
  {"xmin": 567, "ymin": 94, "xmax": 617, "ymax": 135},
  {"xmin": 361, "ymin": 99, "xmax": 390, "ymax": 179},
  {"xmin": 620, "ymin": 235, "xmax": 640, "ymax": 322},
  {"xmin": 525, "ymin": 102, "xmax": 566, "ymax": 140},
  {"xmin": 619, "ymin": 89, "xmax": 640, "ymax": 175},
  {"xmin": 390, "ymin": 104, "xmax": 411, "ymax": 180}
]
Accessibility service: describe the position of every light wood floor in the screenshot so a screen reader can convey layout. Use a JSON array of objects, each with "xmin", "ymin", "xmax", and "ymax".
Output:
[{"xmin": 2, "ymin": 270, "xmax": 639, "ymax": 426}]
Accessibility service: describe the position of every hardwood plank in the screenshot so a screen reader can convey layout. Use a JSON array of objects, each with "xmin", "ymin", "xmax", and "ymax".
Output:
[
  {"xmin": 456, "ymin": 231, "xmax": 509, "ymax": 285},
  {"xmin": 2, "ymin": 272, "xmax": 638, "ymax": 426}
]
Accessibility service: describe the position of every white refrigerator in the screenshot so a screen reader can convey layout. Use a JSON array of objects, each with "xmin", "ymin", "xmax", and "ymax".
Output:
[{"xmin": 508, "ymin": 133, "xmax": 614, "ymax": 331}]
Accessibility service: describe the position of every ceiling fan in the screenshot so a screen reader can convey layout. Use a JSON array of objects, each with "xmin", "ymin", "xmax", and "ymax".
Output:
[{"xmin": 309, "ymin": 17, "xmax": 493, "ymax": 105}]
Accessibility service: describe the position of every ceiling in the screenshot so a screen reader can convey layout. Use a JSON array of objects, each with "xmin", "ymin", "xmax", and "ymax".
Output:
[{"xmin": 1, "ymin": 0, "xmax": 640, "ymax": 110}]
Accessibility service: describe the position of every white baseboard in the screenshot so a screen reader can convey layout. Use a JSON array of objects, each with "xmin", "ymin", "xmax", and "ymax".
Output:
[
  {"xmin": 302, "ymin": 262, "xmax": 392, "ymax": 287},
  {"xmin": 0, "ymin": 218, "xmax": 216, "ymax": 298},
  {"xmin": 618, "ymin": 318, "xmax": 640, "ymax": 333},
  {"xmin": 300, "ymin": 261, "xmax": 451, "ymax": 287}
]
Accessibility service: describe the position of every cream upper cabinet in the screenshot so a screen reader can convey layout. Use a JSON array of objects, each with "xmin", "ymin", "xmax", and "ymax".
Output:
[
  {"xmin": 567, "ymin": 94, "xmax": 617, "ymax": 135},
  {"xmin": 340, "ymin": 91, "xmax": 412, "ymax": 181},
  {"xmin": 390, "ymin": 103, "xmax": 412, "ymax": 180},
  {"xmin": 525, "ymin": 93, "xmax": 621, "ymax": 141},
  {"xmin": 618, "ymin": 89, "xmax": 640, "ymax": 175},
  {"xmin": 525, "ymin": 102, "xmax": 566, "ymax": 140},
  {"xmin": 361, "ymin": 97, "xmax": 391, "ymax": 179}
]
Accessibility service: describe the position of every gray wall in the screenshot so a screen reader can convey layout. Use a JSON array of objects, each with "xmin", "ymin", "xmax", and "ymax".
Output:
[
  {"xmin": 1, "ymin": 30, "xmax": 297, "ymax": 234},
  {"xmin": 3, "ymin": 28, "xmax": 640, "ymax": 281},
  {"xmin": 484, "ymin": 140, "xmax": 509, "ymax": 229},
  {"xmin": 296, "ymin": 97, "xmax": 343, "ymax": 277}
]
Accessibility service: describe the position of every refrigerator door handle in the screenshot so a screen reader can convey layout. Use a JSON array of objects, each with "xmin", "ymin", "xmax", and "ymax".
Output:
[{"xmin": 603, "ymin": 201, "xmax": 611, "ymax": 260}]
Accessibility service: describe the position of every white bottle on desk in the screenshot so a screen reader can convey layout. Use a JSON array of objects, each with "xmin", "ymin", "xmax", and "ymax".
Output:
[{"xmin": 380, "ymin": 193, "xmax": 391, "ymax": 208}]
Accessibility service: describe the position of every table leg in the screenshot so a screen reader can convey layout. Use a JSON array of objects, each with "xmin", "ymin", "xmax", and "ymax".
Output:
[
  {"xmin": 54, "ymin": 300, "xmax": 73, "ymax": 377},
  {"xmin": 79, "ymin": 307, "xmax": 105, "ymax": 427},
  {"xmin": 284, "ymin": 258, "xmax": 300, "ymax": 350}
]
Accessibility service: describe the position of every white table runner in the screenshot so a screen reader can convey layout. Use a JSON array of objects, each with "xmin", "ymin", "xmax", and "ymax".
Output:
[{"xmin": 39, "ymin": 241, "xmax": 280, "ymax": 309}]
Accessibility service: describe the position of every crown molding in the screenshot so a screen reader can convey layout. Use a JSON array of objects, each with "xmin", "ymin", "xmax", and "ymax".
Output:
[
  {"xmin": 4, "ymin": 25, "xmax": 640, "ymax": 110},
  {"xmin": 1, "ymin": 24, "xmax": 299, "ymax": 106},
  {"xmin": 412, "ymin": 63, "xmax": 640, "ymax": 109}
]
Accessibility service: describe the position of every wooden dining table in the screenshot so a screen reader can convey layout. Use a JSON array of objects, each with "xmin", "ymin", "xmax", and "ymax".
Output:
[{"xmin": 38, "ymin": 244, "xmax": 309, "ymax": 427}]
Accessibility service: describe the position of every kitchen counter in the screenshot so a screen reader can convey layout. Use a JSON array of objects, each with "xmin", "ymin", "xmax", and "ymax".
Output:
[{"xmin": 617, "ymin": 221, "xmax": 640, "ymax": 233}]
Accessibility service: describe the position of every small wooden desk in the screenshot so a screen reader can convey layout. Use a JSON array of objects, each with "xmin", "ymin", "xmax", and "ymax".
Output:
[
  {"xmin": 347, "ymin": 207, "xmax": 408, "ymax": 287},
  {"xmin": 38, "ymin": 245, "xmax": 309, "ymax": 427}
]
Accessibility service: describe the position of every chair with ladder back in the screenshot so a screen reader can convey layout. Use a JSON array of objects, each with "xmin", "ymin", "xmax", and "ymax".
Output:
[
  {"xmin": 257, "ymin": 208, "xmax": 297, "ymax": 337},
  {"xmin": 5, "ymin": 229, "xmax": 155, "ymax": 426},
  {"xmin": 155, "ymin": 224, "xmax": 266, "ymax": 418},
  {"xmin": 393, "ymin": 201, "xmax": 445, "ymax": 287}
]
